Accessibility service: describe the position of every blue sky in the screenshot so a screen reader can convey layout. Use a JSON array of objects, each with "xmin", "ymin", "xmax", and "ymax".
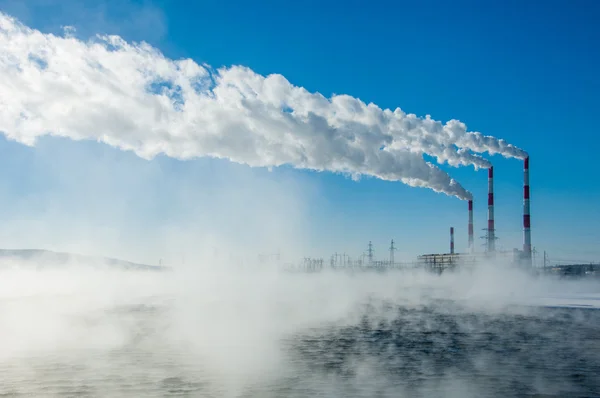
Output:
[{"xmin": 0, "ymin": 0, "xmax": 599, "ymax": 264}]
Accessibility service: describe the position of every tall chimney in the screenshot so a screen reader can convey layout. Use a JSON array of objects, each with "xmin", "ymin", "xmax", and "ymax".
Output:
[
  {"xmin": 468, "ymin": 200, "xmax": 474, "ymax": 252},
  {"xmin": 523, "ymin": 157, "xmax": 532, "ymax": 262},
  {"xmin": 487, "ymin": 166, "xmax": 495, "ymax": 252},
  {"xmin": 450, "ymin": 227, "xmax": 455, "ymax": 254}
]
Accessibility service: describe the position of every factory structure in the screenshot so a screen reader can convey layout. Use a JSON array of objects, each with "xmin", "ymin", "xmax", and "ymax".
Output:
[
  {"xmin": 283, "ymin": 158, "xmax": 534, "ymax": 273},
  {"xmin": 418, "ymin": 157, "xmax": 532, "ymax": 271},
  {"xmin": 278, "ymin": 156, "xmax": 598, "ymax": 277}
]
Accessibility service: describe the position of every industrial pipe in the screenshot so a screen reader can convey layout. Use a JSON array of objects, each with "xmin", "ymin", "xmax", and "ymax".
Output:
[
  {"xmin": 487, "ymin": 166, "xmax": 495, "ymax": 252},
  {"xmin": 468, "ymin": 200, "xmax": 474, "ymax": 252},
  {"xmin": 523, "ymin": 157, "xmax": 532, "ymax": 262}
]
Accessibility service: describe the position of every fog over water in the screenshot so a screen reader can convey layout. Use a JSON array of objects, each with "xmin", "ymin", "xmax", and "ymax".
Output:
[
  {"xmin": 1, "ymin": 6, "xmax": 599, "ymax": 398},
  {"xmin": 1, "ymin": 258, "xmax": 599, "ymax": 397}
]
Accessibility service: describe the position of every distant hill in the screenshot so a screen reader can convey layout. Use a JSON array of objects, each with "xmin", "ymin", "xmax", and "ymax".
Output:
[{"xmin": 0, "ymin": 249, "xmax": 168, "ymax": 271}]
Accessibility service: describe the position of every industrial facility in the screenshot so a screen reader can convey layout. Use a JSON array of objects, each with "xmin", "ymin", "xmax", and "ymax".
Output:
[
  {"xmin": 280, "ymin": 156, "xmax": 598, "ymax": 277},
  {"xmin": 418, "ymin": 156, "xmax": 532, "ymax": 272}
]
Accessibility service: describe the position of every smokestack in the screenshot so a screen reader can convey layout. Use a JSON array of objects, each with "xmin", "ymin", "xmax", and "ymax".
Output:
[
  {"xmin": 450, "ymin": 227, "xmax": 455, "ymax": 254},
  {"xmin": 487, "ymin": 166, "xmax": 495, "ymax": 252},
  {"xmin": 523, "ymin": 157, "xmax": 532, "ymax": 262},
  {"xmin": 468, "ymin": 200, "xmax": 474, "ymax": 252}
]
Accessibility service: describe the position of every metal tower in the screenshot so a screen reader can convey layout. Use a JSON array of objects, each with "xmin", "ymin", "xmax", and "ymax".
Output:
[{"xmin": 389, "ymin": 239, "xmax": 396, "ymax": 265}]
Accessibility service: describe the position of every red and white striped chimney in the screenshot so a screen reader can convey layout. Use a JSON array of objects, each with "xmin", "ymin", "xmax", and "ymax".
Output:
[
  {"xmin": 450, "ymin": 227, "xmax": 455, "ymax": 254},
  {"xmin": 523, "ymin": 157, "xmax": 532, "ymax": 261},
  {"xmin": 468, "ymin": 200, "xmax": 474, "ymax": 252},
  {"xmin": 487, "ymin": 166, "xmax": 495, "ymax": 252}
]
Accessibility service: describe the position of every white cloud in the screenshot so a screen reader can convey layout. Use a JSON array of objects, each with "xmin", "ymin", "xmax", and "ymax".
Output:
[{"xmin": 0, "ymin": 12, "xmax": 526, "ymax": 200}]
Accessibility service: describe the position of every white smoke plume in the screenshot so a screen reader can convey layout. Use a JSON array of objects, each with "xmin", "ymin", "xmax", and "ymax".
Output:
[
  {"xmin": 446, "ymin": 120, "xmax": 529, "ymax": 160},
  {"xmin": 0, "ymin": 12, "xmax": 525, "ymax": 200}
]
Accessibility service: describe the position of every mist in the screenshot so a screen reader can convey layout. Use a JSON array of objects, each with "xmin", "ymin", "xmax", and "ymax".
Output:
[
  {"xmin": 1, "ymin": 248, "xmax": 599, "ymax": 397},
  {"xmin": 0, "ymin": 137, "xmax": 598, "ymax": 397},
  {"xmin": 0, "ymin": 9, "xmax": 598, "ymax": 398}
]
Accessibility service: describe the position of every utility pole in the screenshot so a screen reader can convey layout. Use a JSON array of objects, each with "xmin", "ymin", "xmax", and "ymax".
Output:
[
  {"xmin": 367, "ymin": 241, "xmax": 374, "ymax": 264},
  {"xmin": 389, "ymin": 239, "xmax": 396, "ymax": 265}
]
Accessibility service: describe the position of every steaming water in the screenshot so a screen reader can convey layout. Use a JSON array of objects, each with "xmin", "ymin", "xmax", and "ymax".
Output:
[{"xmin": 1, "ymin": 264, "xmax": 599, "ymax": 397}]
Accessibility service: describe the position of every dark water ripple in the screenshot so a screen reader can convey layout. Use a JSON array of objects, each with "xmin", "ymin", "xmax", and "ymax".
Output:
[
  {"xmin": 1, "ymin": 300, "xmax": 599, "ymax": 397},
  {"xmin": 286, "ymin": 302, "xmax": 600, "ymax": 397}
]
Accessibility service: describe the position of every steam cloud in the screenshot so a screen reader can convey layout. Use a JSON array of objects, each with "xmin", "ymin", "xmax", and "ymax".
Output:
[
  {"xmin": 1, "ymin": 256, "xmax": 598, "ymax": 397},
  {"xmin": 0, "ymin": 12, "xmax": 527, "ymax": 200}
]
